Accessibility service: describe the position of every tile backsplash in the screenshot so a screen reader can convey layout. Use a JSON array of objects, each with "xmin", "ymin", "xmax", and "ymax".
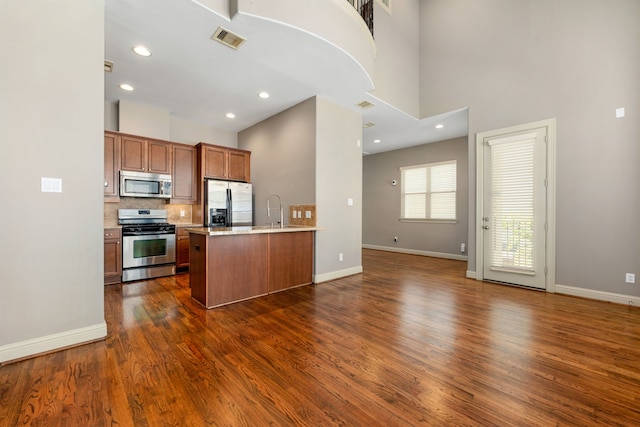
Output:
[{"xmin": 104, "ymin": 198, "xmax": 194, "ymax": 227}]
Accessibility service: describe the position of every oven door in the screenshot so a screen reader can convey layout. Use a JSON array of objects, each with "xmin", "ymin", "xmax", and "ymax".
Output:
[{"xmin": 122, "ymin": 234, "xmax": 176, "ymax": 269}]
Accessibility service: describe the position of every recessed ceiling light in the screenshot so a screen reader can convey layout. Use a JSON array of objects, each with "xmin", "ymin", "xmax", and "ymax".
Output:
[
  {"xmin": 373, "ymin": 139, "xmax": 381, "ymax": 144},
  {"xmin": 119, "ymin": 83, "xmax": 134, "ymax": 91},
  {"xmin": 258, "ymin": 91, "xmax": 270, "ymax": 99},
  {"xmin": 226, "ymin": 112, "xmax": 236, "ymax": 119},
  {"xmin": 132, "ymin": 46, "xmax": 152, "ymax": 57},
  {"xmin": 435, "ymin": 124, "xmax": 444, "ymax": 129}
]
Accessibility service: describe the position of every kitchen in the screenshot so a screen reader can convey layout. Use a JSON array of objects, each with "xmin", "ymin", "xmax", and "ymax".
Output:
[{"xmin": 104, "ymin": 130, "xmax": 322, "ymax": 308}]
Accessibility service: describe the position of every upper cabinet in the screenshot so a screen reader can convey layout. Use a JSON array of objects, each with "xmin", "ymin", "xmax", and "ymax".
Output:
[
  {"xmin": 198, "ymin": 142, "xmax": 251, "ymax": 182},
  {"xmin": 171, "ymin": 143, "xmax": 197, "ymax": 204},
  {"xmin": 104, "ymin": 132, "xmax": 120, "ymax": 202},
  {"xmin": 121, "ymin": 135, "xmax": 172, "ymax": 175}
]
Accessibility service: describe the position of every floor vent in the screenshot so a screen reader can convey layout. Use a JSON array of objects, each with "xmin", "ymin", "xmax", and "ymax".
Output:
[
  {"xmin": 357, "ymin": 100, "xmax": 375, "ymax": 109},
  {"xmin": 211, "ymin": 27, "xmax": 246, "ymax": 50},
  {"xmin": 104, "ymin": 60, "xmax": 114, "ymax": 72}
]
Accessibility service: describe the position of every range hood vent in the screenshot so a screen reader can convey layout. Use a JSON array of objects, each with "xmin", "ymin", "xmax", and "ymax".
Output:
[
  {"xmin": 104, "ymin": 60, "xmax": 114, "ymax": 72},
  {"xmin": 211, "ymin": 27, "xmax": 246, "ymax": 50}
]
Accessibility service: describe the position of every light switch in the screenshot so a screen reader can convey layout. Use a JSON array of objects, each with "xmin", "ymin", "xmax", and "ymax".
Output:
[
  {"xmin": 616, "ymin": 107, "xmax": 625, "ymax": 118},
  {"xmin": 41, "ymin": 177, "xmax": 62, "ymax": 193},
  {"xmin": 347, "ymin": 198, "xmax": 353, "ymax": 206}
]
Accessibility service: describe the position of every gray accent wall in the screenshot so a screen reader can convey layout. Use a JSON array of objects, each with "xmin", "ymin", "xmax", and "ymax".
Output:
[
  {"xmin": 238, "ymin": 97, "xmax": 317, "ymax": 227},
  {"xmin": 363, "ymin": 137, "xmax": 468, "ymax": 257},
  {"xmin": 1, "ymin": 0, "xmax": 106, "ymax": 361},
  {"xmin": 419, "ymin": 0, "xmax": 640, "ymax": 295}
]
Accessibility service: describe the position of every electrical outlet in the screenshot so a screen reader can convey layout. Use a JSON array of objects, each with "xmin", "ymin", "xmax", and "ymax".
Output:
[
  {"xmin": 625, "ymin": 273, "xmax": 635, "ymax": 284},
  {"xmin": 339, "ymin": 253, "xmax": 343, "ymax": 262},
  {"xmin": 180, "ymin": 210, "xmax": 186, "ymax": 217}
]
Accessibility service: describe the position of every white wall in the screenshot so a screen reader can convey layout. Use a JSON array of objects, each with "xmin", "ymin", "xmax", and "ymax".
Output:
[
  {"xmin": 369, "ymin": 0, "xmax": 420, "ymax": 117},
  {"xmin": 112, "ymin": 100, "xmax": 238, "ymax": 147},
  {"xmin": 170, "ymin": 117, "xmax": 237, "ymax": 147},
  {"xmin": 315, "ymin": 97, "xmax": 363, "ymax": 281},
  {"xmin": 0, "ymin": 0, "xmax": 106, "ymax": 362},
  {"xmin": 419, "ymin": 0, "xmax": 640, "ymax": 296}
]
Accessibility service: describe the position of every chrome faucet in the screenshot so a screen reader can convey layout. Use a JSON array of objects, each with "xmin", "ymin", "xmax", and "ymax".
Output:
[{"xmin": 267, "ymin": 194, "xmax": 284, "ymax": 228}]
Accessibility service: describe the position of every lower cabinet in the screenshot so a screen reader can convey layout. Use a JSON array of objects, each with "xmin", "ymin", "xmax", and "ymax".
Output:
[
  {"xmin": 176, "ymin": 226, "xmax": 190, "ymax": 270},
  {"xmin": 189, "ymin": 230, "xmax": 314, "ymax": 309},
  {"xmin": 104, "ymin": 228, "xmax": 122, "ymax": 285}
]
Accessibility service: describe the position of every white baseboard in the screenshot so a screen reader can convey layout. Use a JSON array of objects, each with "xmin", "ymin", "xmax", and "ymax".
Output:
[
  {"xmin": 362, "ymin": 244, "xmax": 468, "ymax": 262},
  {"xmin": 555, "ymin": 284, "xmax": 640, "ymax": 306},
  {"xmin": 0, "ymin": 322, "xmax": 107, "ymax": 363},
  {"xmin": 466, "ymin": 270, "xmax": 477, "ymax": 279},
  {"xmin": 315, "ymin": 265, "xmax": 363, "ymax": 284}
]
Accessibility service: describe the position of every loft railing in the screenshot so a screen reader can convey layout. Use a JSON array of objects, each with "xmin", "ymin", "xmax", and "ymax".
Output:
[{"xmin": 347, "ymin": 0, "xmax": 374, "ymax": 36}]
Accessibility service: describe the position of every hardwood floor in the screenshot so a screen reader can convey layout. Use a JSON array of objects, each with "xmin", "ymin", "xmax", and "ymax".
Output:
[{"xmin": 2, "ymin": 249, "xmax": 640, "ymax": 426}]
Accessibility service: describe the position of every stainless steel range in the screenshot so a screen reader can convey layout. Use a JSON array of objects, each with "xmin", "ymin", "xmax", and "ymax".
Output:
[{"xmin": 118, "ymin": 209, "xmax": 176, "ymax": 282}]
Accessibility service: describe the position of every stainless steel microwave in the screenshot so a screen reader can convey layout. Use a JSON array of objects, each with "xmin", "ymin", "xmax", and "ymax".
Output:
[{"xmin": 120, "ymin": 171, "xmax": 172, "ymax": 198}]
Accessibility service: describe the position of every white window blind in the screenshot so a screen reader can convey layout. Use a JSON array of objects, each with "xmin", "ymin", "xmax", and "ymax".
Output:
[
  {"xmin": 490, "ymin": 138, "xmax": 535, "ymax": 272},
  {"xmin": 401, "ymin": 161, "xmax": 456, "ymax": 220}
]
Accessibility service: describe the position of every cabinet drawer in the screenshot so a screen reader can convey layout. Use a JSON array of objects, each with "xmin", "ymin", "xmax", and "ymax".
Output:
[
  {"xmin": 104, "ymin": 228, "xmax": 121, "ymax": 239},
  {"xmin": 177, "ymin": 227, "xmax": 190, "ymax": 238}
]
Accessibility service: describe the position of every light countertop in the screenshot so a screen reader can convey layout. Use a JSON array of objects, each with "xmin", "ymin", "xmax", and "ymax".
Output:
[{"xmin": 186, "ymin": 225, "xmax": 321, "ymax": 236}]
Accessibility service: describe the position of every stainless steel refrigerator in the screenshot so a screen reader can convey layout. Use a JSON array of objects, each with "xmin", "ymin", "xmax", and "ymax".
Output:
[{"xmin": 204, "ymin": 179, "xmax": 253, "ymax": 227}]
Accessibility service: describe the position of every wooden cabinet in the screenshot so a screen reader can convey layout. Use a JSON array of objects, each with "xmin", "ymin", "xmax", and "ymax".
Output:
[
  {"xmin": 198, "ymin": 143, "xmax": 250, "ymax": 182},
  {"xmin": 171, "ymin": 144, "xmax": 197, "ymax": 203},
  {"xmin": 104, "ymin": 228, "xmax": 122, "ymax": 285},
  {"xmin": 104, "ymin": 132, "xmax": 120, "ymax": 202},
  {"xmin": 176, "ymin": 226, "xmax": 190, "ymax": 270},
  {"xmin": 227, "ymin": 149, "xmax": 251, "ymax": 182},
  {"xmin": 121, "ymin": 135, "xmax": 172, "ymax": 174}
]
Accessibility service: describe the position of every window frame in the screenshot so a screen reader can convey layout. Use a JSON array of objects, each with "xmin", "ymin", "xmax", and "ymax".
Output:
[{"xmin": 399, "ymin": 160, "xmax": 458, "ymax": 223}]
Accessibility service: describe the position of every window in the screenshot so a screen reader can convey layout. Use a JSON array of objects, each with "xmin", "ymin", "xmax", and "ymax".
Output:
[{"xmin": 401, "ymin": 161, "xmax": 456, "ymax": 221}]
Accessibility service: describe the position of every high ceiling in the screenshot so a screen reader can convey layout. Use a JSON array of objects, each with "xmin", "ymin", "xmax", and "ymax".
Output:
[{"xmin": 105, "ymin": 0, "xmax": 468, "ymax": 155}]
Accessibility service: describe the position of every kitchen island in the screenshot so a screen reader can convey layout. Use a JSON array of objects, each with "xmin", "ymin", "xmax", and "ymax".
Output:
[{"xmin": 186, "ymin": 226, "xmax": 319, "ymax": 309}]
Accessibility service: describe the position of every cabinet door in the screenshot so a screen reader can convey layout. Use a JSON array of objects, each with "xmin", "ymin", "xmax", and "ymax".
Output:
[
  {"xmin": 172, "ymin": 144, "xmax": 196, "ymax": 202},
  {"xmin": 148, "ymin": 140, "xmax": 172, "ymax": 174},
  {"xmin": 227, "ymin": 150, "xmax": 251, "ymax": 182},
  {"xmin": 121, "ymin": 136, "xmax": 147, "ymax": 172},
  {"xmin": 176, "ymin": 229, "xmax": 190, "ymax": 269},
  {"xmin": 203, "ymin": 146, "xmax": 227, "ymax": 179},
  {"xmin": 104, "ymin": 228, "xmax": 122, "ymax": 285},
  {"xmin": 104, "ymin": 132, "xmax": 120, "ymax": 201},
  {"xmin": 268, "ymin": 232, "xmax": 313, "ymax": 292}
]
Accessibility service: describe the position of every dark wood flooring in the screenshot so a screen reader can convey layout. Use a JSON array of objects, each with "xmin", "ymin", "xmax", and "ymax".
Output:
[{"xmin": 2, "ymin": 249, "xmax": 640, "ymax": 426}]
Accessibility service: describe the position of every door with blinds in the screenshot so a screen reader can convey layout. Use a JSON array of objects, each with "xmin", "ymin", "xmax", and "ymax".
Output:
[{"xmin": 481, "ymin": 126, "xmax": 547, "ymax": 289}]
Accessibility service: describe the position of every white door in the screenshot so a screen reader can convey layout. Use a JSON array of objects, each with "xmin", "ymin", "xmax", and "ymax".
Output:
[{"xmin": 480, "ymin": 125, "xmax": 548, "ymax": 289}]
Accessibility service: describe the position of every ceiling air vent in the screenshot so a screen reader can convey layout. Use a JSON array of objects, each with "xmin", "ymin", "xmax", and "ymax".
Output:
[
  {"xmin": 211, "ymin": 26, "xmax": 246, "ymax": 50},
  {"xmin": 363, "ymin": 122, "xmax": 376, "ymax": 128},
  {"xmin": 357, "ymin": 100, "xmax": 375, "ymax": 109},
  {"xmin": 104, "ymin": 60, "xmax": 114, "ymax": 72}
]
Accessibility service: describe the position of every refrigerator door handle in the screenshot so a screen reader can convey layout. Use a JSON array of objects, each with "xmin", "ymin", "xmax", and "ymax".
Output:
[{"xmin": 226, "ymin": 188, "xmax": 232, "ymax": 227}]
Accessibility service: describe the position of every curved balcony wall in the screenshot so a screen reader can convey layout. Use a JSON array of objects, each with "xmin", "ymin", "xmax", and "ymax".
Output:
[{"xmin": 234, "ymin": 0, "xmax": 376, "ymax": 89}]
